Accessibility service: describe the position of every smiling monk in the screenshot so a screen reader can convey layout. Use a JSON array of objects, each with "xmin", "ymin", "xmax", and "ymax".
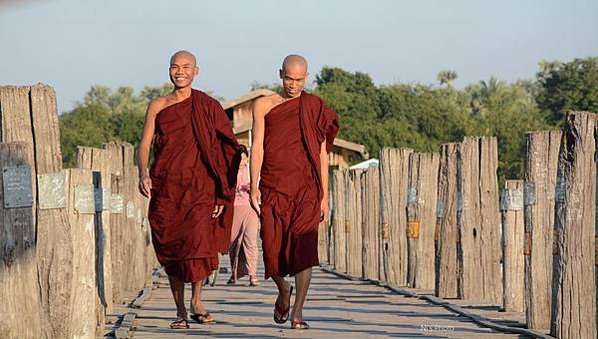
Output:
[
  {"xmin": 250, "ymin": 54, "xmax": 339, "ymax": 330},
  {"xmin": 137, "ymin": 50, "xmax": 240, "ymax": 329}
]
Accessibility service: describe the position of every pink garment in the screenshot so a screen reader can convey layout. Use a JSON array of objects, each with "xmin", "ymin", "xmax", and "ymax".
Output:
[
  {"xmin": 229, "ymin": 205, "xmax": 260, "ymax": 278},
  {"xmin": 234, "ymin": 166, "xmax": 251, "ymax": 206}
]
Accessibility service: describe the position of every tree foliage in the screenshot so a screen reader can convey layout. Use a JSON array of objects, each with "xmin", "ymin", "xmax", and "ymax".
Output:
[
  {"xmin": 536, "ymin": 57, "xmax": 598, "ymax": 124},
  {"xmin": 313, "ymin": 67, "xmax": 551, "ymax": 182}
]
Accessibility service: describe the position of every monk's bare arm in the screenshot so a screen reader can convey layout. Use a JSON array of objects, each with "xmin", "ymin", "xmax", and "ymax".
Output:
[
  {"xmin": 249, "ymin": 98, "xmax": 268, "ymax": 211},
  {"xmin": 319, "ymin": 140, "xmax": 330, "ymax": 220},
  {"xmin": 137, "ymin": 98, "xmax": 163, "ymax": 197}
]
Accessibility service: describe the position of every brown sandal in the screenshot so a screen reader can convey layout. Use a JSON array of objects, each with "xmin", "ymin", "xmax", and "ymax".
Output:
[
  {"xmin": 190, "ymin": 312, "xmax": 215, "ymax": 324},
  {"xmin": 169, "ymin": 318, "xmax": 189, "ymax": 329},
  {"xmin": 291, "ymin": 320, "xmax": 310, "ymax": 330},
  {"xmin": 273, "ymin": 285, "xmax": 293, "ymax": 324}
]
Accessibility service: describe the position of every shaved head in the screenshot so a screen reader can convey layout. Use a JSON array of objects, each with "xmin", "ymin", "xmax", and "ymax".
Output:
[
  {"xmin": 282, "ymin": 54, "xmax": 308, "ymax": 73},
  {"xmin": 169, "ymin": 50, "xmax": 199, "ymax": 89},
  {"xmin": 279, "ymin": 54, "xmax": 309, "ymax": 98},
  {"xmin": 170, "ymin": 50, "xmax": 197, "ymax": 67}
]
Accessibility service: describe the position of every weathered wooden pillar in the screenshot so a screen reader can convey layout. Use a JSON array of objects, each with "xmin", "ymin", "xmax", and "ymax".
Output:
[
  {"xmin": 0, "ymin": 142, "xmax": 41, "ymax": 339},
  {"xmin": 332, "ymin": 170, "xmax": 347, "ymax": 272},
  {"xmin": 551, "ymin": 112, "xmax": 597, "ymax": 338},
  {"xmin": 501, "ymin": 180, "xmax": 524, "ymax": 312},
  {"xmin": 523, "ymin": 130, "xmax": 561, "ymax": 329},
  {"xmin": 346, "ymin": 169, "xmax": 363, "ymax": 277},
  {"xmin": 457, "ymin": 136, "xmax": 501, "ymax": 303},
  {"xmin": 362, "ymin": 167, "xmax": 380, "ymax": 281},
  {"xmin": 65, "ymin": 168, "xmax": 97, "ymax": 338},
  {"xmin": 77, "ymin": 147, "xmax": 114, "ymax": 313},
  {"xmin": 406, "ymin": 152, "xmax": 439, "ymax": 290},
  {"xmin": 1, "ymin": 84, "xmax": 73, "ymax": 338},
  {"xmin": 379, "ymin": 148, "xmax": 412, "ymax": 286},
  {"xmin": 435, "ymin": 143, "xmax": 459, "ymax": 298},
  {"xmin": 105, "ymin": 141, "xmax": 125, "ymax": 303}
]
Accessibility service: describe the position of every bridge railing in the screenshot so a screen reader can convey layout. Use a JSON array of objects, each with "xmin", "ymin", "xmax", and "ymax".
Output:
[
  {"xmin": 0, "ymin": 85, "xmax": 157, "ymax": 339},
  {"xmin": 324, "ymin": 112, "xmax": 596, "ymax": 338}
]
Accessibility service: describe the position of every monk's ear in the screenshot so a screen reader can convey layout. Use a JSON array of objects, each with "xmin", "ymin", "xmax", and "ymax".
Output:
[
  {"xmin": 195, "ymin": 67, "xmax": 200, "ymax": 77},
  {"xmin": 279, "ymin": 69, "xmax": 283, "ymax": 79}
]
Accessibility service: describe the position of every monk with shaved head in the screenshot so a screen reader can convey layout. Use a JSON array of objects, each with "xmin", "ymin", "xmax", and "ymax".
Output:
[
  {"xmin": 138, "ymin": 50, "xmax": 240, "ymax": 329},
  {"xmin": 251, "ymin": 54, "xmax": 339, "ymax": 329}
]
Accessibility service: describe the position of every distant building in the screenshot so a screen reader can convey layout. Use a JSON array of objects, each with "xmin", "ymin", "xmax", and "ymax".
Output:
[{"xmin": 222, "ymin": 89, "xmax": 369, "ymax": 169}]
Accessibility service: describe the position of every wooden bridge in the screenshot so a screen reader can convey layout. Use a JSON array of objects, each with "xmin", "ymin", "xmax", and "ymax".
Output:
[
  {"xmin": 107, "ymin": 256, "xmax": 534, "ymax": 338},
  {"xmin": 0, "ymin": 84, "xmax": 595, "ymax": 338}
]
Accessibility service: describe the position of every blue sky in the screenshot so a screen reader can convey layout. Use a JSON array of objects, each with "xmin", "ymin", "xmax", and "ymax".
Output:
[{"xmin": 1, "ymin": 0, "xmax": 597, "ymax": 112}]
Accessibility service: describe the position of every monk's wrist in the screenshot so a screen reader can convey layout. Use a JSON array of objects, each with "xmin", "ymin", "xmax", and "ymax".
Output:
[{"xmin": 138, "ymin": 168, "xmax": 149, "ymax": 178}]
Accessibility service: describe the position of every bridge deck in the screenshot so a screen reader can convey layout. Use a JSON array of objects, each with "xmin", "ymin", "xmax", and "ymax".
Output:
[{"xmin": 125, "ymin": 256, "xmax": 524, "ymax": 338}]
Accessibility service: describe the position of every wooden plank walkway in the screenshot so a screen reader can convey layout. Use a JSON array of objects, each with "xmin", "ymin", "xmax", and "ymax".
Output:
[{"xmin": 125, "ymin": 256, "xmax": 525, "ymax": 338}]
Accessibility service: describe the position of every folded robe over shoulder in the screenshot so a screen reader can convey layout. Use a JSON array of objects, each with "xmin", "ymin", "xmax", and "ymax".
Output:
[
  {"xmin": 149, "ymin": 89, "xmax": 240, "ymax": 282},
  {"xmin": 259, "ymin": 91, "xmax": 339, "ymax": 279}
]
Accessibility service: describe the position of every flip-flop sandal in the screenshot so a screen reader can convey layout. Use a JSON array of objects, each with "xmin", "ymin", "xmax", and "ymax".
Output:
[
  {"xmin": 190, "ymin": 312, "xmax": 216, "ymax": 324},
  {"xmin": 291, "ymin": 320, "xmax": 310, "ymax": 330},
  {"xmin": 273, "ymin": 285, "xmax": 293, "ymax": 324},
  {"xmin": 169, "ymin": 318, "xmax": 189, "ymax": 329}
]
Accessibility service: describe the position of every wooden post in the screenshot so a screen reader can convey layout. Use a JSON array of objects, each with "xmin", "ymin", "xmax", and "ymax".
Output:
[
  {"xmin": 501, "ymin": 180, "xmax": 524, "ymax": 312},
  {"xmin": 379, "ymin": 148, "xmax": 412, "ymax": 286},
  {"xmin": 31, "ymin": 84, "xmax": 76, "ymax": 339},
  {"xmin": 362, "ymin": 167, "xmax": 380, "ymax": 281},
  {"xmin": 523, "ymin": 130, "xmax": 561, "ymax": 329},
  {"xmin": 318, "ymin": 176, "xmax": 329, "ymax": 265},
  {"xmin": 1, "ymin": 84, "xmax": 73, "ymax": 338},
  {"xmin": 346, "ymin": 169, "xmax": 364, "ymax": 277},
  {"xmin": 0, "ymin": 142, "xmax": 42, "ymax": 338},
  {"xmin": 129, "ymin": 164, "xmax": 150, "ymax": 289},
  {"xmin": 77, "ymin": 146, "xmax": 114, "ymax": 335},
  {"xmin": 332, "ymin": 170, "xmax": 347, "ymax": 272},
  {"xmin": 457, "ymin": 136, "xmax": 501, "ymax": 303},
  {"xmin": 65, "ymin": 168, "xmax": 97, "ymax": 338},
  {"xmin": 105, "ymin": 141, "xmax": 125, "ymax": 303},
  {"xmin": 551, "ymin": 112, "xmax": 597, "ymax": 338},
  {"xmin": 406, "ymin": 153, "xmax": 439, "ymax": 290},
  {"xmin": 318, "ymin": 221, "xmax": 329, "ymax": 265},
  {"xmin": 435, "ymin": 143, "xmax": 459, "ymax": 298}
]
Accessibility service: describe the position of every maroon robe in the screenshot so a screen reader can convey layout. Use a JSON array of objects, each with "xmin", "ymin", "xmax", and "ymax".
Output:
[
  {"xmin": 259, "ymin": 91, "xmax": 339, "ymax": 279},
  {"xmin": 149, "ymin": 89, "xmax": 240, "ymax": 283}
]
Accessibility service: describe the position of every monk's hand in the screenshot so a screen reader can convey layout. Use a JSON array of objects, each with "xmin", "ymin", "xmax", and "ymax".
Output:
[
  {"xmin": 212, "ymin": 205, "xmax": 224, "ymax": 219},
  {"xmin": 250, "ymin": 186, "xmax": 261, "ymax": 215},
  {"xmin": 139, "ymin": 174, "xmax": 152, "ymax": 198},
  {"xmin": 320, "ymin": 197, "xmax": 329, "ymax": 222}
]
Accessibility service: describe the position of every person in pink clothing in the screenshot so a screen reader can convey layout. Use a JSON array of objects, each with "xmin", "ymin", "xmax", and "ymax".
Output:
[{"xmin": 228, "ymin": 145, "xmax": 261, "ymax": 286}]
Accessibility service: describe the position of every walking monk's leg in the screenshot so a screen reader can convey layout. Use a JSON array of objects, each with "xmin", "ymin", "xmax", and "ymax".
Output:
[
  {"xmin": 291, "ymin": 267, "xmax": 312, "ymax": 322},
  {"xmin": 168, "ymin": 275, "xmax": 187, "ymax": 319},
  {"xmin": 272, "ymin": 276, "xmax": 293, "ymax": 323},
  {"xmin": 190, "ymin": 280, "xmax": 215, "ymax": 323}
]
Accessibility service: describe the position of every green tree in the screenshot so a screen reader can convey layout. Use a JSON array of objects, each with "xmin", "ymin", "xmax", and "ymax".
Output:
[
  {"xmin": 437, "ymin": 70, "xmax": 458, "ymax": 87},
  {"xmin": 536, "ymin": 57, "xmax": 598, "ymax": 124},
  {"xmin": 465, "ymin": 79, "xmax": 549, "ymax": 181}
]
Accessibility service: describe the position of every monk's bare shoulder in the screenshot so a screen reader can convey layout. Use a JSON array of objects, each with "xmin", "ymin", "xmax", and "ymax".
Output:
[
  {"xmin": 254, "ymin": 94, "xmax": 282, "ymax": 117},
  {"xmin": 147, "ymin": 96, "xmax": 170, "ymax": 117}
]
